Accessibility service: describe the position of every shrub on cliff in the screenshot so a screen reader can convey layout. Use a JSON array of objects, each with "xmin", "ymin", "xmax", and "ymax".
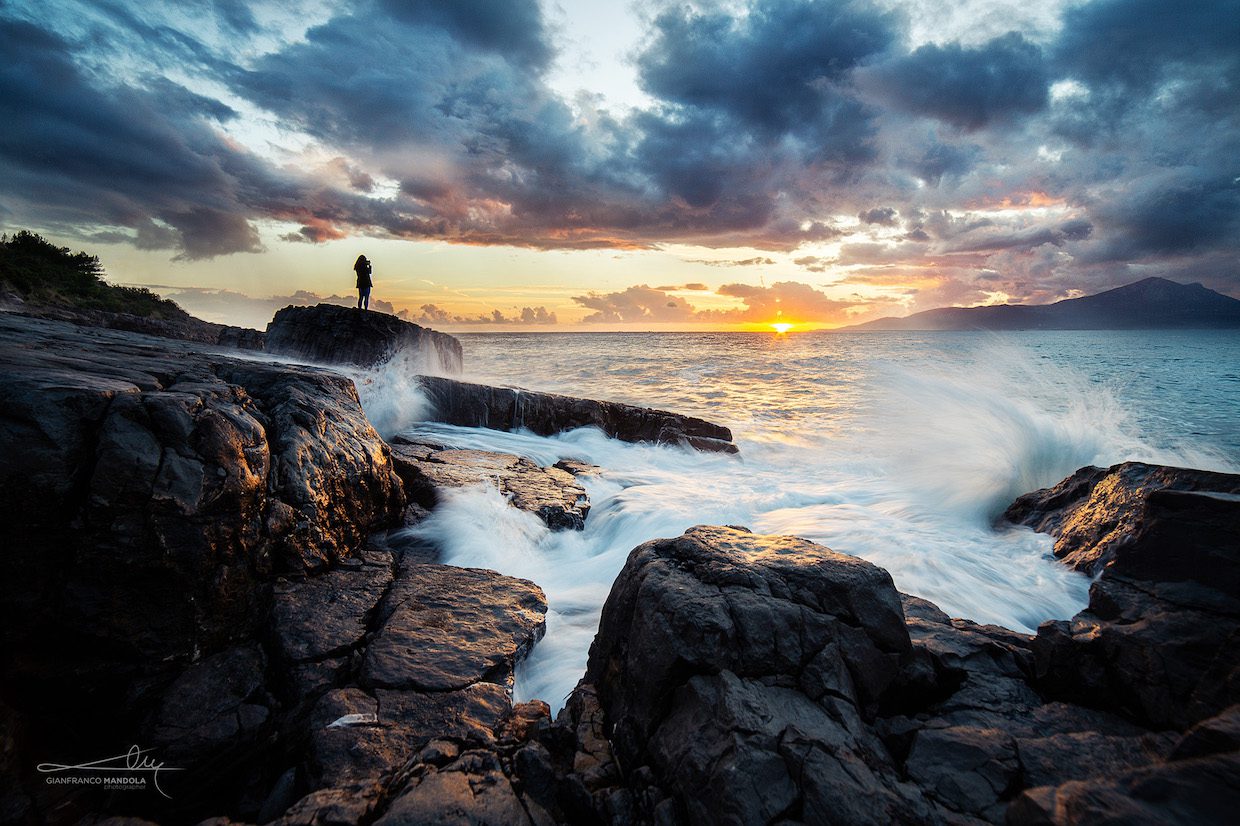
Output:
[{"xmin": 0, "ymin": 230, "xmax": 186, "ymax": 318}]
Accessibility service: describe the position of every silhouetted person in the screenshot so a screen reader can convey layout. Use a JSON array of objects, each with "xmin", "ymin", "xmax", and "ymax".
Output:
[{"xmin": 354, "ymin": 254, "xmax": 373, "ymax": 310}]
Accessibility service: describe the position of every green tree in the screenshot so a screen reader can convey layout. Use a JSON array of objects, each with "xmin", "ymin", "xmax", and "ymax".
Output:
[{"xmin": 0, "ymin": 231, "xmax": 185, "ymax": 318}]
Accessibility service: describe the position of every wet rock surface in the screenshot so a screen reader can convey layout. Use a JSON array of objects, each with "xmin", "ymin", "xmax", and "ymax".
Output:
[
  {"xmin": 548, "ymin": 513, "xmax": 1239, "ymax": 825},
  {"xmin": 1003, "ymin": 461, "xmax": 1240, "ymax": 574},
  {"xmin": 415, "ymin": 374, "xmax": 738, "ymax": 454},
  {"xmin": 1006, "ymin": 463, "xmax": 1240, "ymax": 737},
  {"xmin": 5, "ymin": 303, "xmax": 266, "ymax": 351},
  {"xmin": 361, "ymin": 556, "xmax": 547, "ymax": 692},
  {"xmin": 265, "ymin": 303, "xmax": 462, "ymax": 373},
  {"xmin": 283, "ymin": 552, "xmax": 550, "ymax": 826},
  {"xmin": 0, "ymin": 314, "xmax": 404, "ymax": 822},
  {"xmin": 0, "ymin": 312, "xmax": 403, "ymax": 680},
  {"xmin": 389, "ymin": 437, "xmax": 590, "ymax": 530},
  {"xmin": 1004, "ymin": 463, "xmax": 1240, "ymax": 731},
  {"xmin": 570, "ymin": 527, "xmax": 945, "ymax": 824},
  {"xmin": 4, "ymin": 310, "xmax": 1237, "ymax": 826}
]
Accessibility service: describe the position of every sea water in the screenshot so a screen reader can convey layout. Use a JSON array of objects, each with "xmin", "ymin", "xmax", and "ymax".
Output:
[{"xmin": 367, "ymin": 329, "xmax": 1240, "ymax": 711}]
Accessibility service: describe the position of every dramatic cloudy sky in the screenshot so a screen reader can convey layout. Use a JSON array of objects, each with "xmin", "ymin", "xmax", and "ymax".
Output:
[{"xmin": 1, "ymin": 0, "xmax": 1237, "ymax": 329}]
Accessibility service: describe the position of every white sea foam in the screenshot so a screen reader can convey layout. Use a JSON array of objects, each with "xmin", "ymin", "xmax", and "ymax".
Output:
[
  {"xmin": 347, "ymin": 347, "xmax": 434, "ymax": 440},
  {"xmin": 363, "ymin": 330, "xmax": 1239, "ymax": 712}
]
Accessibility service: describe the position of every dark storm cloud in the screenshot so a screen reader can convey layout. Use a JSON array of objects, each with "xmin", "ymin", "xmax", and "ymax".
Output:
[
  {"xmin": 1085, "ymin": 175, "xmax": 1240, "ymax": 261},
  {"xmin": 944, "ymin": 217, "xmax": 1093, "ymax": 253},
  {"xmin": 167, "ymin": 208, "xmax": 264, "ymax": 258},
  {"xmin": 212, "ymin": 0, "xmax": 259, "ymax": 33},
  {"xmin": 902, "ymin": 140, "xmax": 981, "ymax": 186},
  {"xmin": 2, "ymin": 0, "xmax": 1239, "ymax": 302},
  {"xmin": 230, "ymin": 13, "xmax": 463, "ymax": 148},
  {"xmin": 222, "ymin": 0, "xmax": 888, "ymax": 252},
  {"xmin": 221, "ymin": 3, "xmax": 665, "ymax": 248},
  {"xmin": 859, "ymin": 207, "xmax": 898, "ymax": 226},
  {"xmin": 862, "ymin": 33, "xmax": 1049, "ymax": 130},
  {"xmin": 0, "ymin": 19, "xmax": 265, "ymax": 257},
  {"xmin": 637, "ymin": 0, "xmax": 895, "ymax": 139},
  {"xmin": 377, "ymin": 0, "xmax": 552, "ymax": 69},
  {"xmin": 0, "ymin": 3, "xmax": 599, "ymax": 254},
  {"xmin": 1056, "ymin": 0, "xmax": 1240, "ymax": 96},
  {"xmin": 81, "ymin": 0, "xmax": 243, "ymax": 75}
]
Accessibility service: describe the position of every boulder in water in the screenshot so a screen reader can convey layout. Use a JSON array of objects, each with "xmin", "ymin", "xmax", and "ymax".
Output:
[
  {"xmin": 1006, "ymin": 462, "xmax": 1240, "ymax": 731},
  {"xmin": 535, "ymin": 509, "xmax": 1240, "ymax": 824},
  {"xmin": 416, "ymin": 374, "xmax": 737, "ymax": 454},
  {"xmin": 1003, "ymin": 461, "xmax": 1240, "ymax": 574},
  {"xmin": 266, "ymin": 303, "xmax": 463, "ymax": 373},
  {"xmin": 389, "ymin": 437, "xmax": 590, "ymax": 530}
]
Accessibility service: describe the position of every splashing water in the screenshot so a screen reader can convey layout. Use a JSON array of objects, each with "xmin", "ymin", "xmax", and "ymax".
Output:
[
  {"xmin": 348, "ymin": 346, "xmax": 435, "ymax": 439},
  {"xmin": 365, "ymin": 330, "xmax": 1239, "ymax": 711}
]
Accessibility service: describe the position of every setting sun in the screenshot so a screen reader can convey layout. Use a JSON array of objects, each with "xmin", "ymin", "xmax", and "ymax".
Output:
[{"xmin": 771, "ymin": 322, "xmax": 793, "ymax": 334}]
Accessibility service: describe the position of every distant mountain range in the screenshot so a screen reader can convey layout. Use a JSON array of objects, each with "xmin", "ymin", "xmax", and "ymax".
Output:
[{"xmin": 843, "ymin": 277, "xmax": 1240, "ymax": 331}]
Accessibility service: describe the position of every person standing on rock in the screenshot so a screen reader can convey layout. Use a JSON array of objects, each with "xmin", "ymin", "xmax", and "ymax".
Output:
[{"xmin": 354, "ymin": 254, "xmax": 373, "ymax": 311}]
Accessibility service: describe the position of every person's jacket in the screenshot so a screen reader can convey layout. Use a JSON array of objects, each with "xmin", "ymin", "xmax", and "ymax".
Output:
[{"xmin": 355, "ymin": 261, "xmax": 373, "ymax": 289}]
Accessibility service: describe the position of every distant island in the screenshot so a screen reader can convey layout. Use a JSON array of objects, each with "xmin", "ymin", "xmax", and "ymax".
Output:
[{"xmin": 842, "ymin": 277, "xmax": 1240, "ymax": 331}]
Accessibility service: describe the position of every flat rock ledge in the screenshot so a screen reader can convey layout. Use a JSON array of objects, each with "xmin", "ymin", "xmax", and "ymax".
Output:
[
  {"xmin": 265, "ymin": 303, "xmax": 463, "ymax": 373},
  {"xmin": 416, "ymin": 374, "xmax": 738, "ymax": 454},
  {"xmin": 389, "ymin": 436, "xmax": 591, "ymax": 530}
]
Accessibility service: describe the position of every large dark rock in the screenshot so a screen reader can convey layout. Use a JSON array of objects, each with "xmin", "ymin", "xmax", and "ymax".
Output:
[
  {"xmin": 0, "ymin": 313, "xmax": 403, "ymax": 662},
  {"xmin": 579, "ymin": 526, "xmax": 938, "ymax": 824},
  {"xmin": 543, "ymin": 518, "xmax": 1238, "ymax": 825},
  {"xmin": 415, "ymin": 374, "xmax": 737, "ymax": 454},
  {"xmin": 1003, "ymin": 463, "xmax": 1240, "ymax": 731},
  {"xmin": 266, "ymin": 303, "xmax": 462, "ymax": 373},
  {"xmin": 1003, "ymin": 461, "xmax": 1240, "ymax": 575},
  {"xmin": 289, "ymin": 550, "xmax": 549, "ymax": 825},
  {"xmin": 0, "ymin": 313, "xmax": 404, "ymax": 820},
  {"xmin": 389, "ymin": 437, "xmax": 590, "ymax": 530}
]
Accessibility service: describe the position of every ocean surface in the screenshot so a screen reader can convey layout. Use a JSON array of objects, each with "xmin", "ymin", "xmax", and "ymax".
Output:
[{"xmin": 363, "ymin": 330, "xmax": 1240, "ymax": 711}]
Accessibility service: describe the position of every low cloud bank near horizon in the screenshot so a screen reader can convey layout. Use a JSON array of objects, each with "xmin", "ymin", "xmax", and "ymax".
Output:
[
  {"xmin": 152, "ymin": 286, "xmax": 558, "ymax": 331},
  {"xmin": 1, "ymin": 0, "xmax": 1237, "ymax": 305},
  {"xmin": 572, "ymin": 281, "xmax": 884, "ymax": 325}
]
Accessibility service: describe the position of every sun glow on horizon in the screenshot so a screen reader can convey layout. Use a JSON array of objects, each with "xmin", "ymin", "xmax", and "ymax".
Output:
[{"xmin": 771, "ymin": 322, "xmax": 793, "ymax": 334}]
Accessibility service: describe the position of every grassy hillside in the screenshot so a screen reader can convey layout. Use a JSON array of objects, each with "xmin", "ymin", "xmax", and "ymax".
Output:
[{"xmin": 0, "ymin": 231, "xmax": 186, "ymax": 319}]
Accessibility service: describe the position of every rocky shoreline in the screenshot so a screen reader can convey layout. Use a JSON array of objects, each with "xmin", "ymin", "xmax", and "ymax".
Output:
[{"xmin": 1, "ymin": 306, "xmax": 1237, "ymax": 825}]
